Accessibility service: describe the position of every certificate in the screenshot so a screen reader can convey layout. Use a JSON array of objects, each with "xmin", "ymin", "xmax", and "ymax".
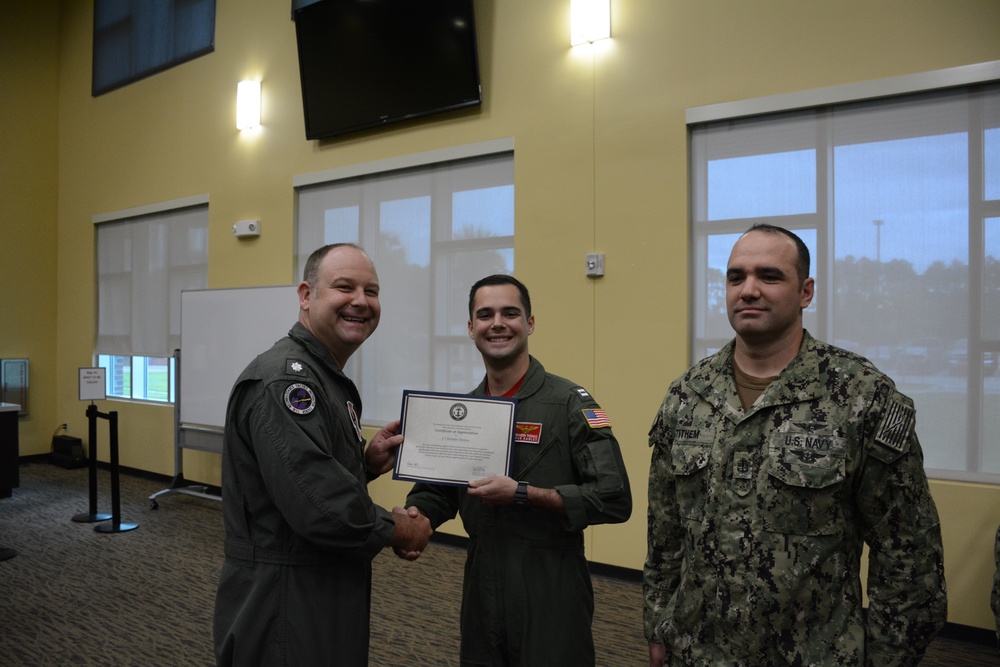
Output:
[{"xmin": 392, "ymin": 390, "xmax": 517, "ymax": 486}]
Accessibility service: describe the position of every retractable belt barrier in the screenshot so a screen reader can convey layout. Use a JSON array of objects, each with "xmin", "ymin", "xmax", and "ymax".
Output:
[{"xmin": 71, "ymin": 404, "xmax": 138, "ymax": 533}]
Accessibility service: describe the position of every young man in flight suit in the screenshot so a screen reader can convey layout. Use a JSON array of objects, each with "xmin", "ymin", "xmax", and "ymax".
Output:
[{"xmin": 406, "ymin": 274, "xmax": 632, "ymax": 666}]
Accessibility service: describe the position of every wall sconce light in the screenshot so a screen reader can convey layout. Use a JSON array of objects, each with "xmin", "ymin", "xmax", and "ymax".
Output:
[
  {"xmin": 236, "ymin": 80, "xmax": 261, "ymax": 130},
  {"xmin": 571, "ymin": 0, "xmax": 611, "ymax": 46}
]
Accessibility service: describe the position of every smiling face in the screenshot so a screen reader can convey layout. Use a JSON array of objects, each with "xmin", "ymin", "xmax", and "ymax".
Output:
[
  {"xmin": 726, "ymin": 230, "xmax": 814, "ymax": 347},
  {"xmin": 297, "ymin": 245, "xmax": 381, "ymax": 367},
  {"xmin": 468, "ymin": 283, "xmax": 534, "ymax": 368}
]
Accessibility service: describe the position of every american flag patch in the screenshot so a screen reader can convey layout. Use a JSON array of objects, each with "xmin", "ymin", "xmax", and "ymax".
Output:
[
  {"xmin": 875, "ymin": 396, "xmax": 914, "ymax": 453},
  {"xmin": 582, "ymin": 408, "xmax": 611, "ymax": 429}
]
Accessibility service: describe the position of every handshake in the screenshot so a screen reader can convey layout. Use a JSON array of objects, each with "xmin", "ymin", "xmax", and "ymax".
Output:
[{"xmin": 389, "ymin": 505, "xmax": 431, "ymax": 561}]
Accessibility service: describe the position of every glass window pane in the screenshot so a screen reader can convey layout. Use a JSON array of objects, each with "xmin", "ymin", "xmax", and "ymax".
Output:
[
  {"xmin": 144, "ymin": 357, "xmax": 171, "ymax": 402},
  {"xmin": 99, "ymin": 354, "xmax": 130, "ymax": 398},
  {"xmin": 985, "ymin": 218, "xmax": 1000, "ymax": 340},
  {"xmin": 985, "ymin": 84, "xmax": 1000, "ymax": 201},
  {"xmin": 324, "ymin": 207, "xmax": 359, "ymax": 245},
  {"xmin": 707, "ymin": 150, "xmax": 816, "ymax": 220},
  {"xmin": 93, "ymin": 0, "xmax": 216, "ymax": 95},
  {"xmin": 452, "ymin": 185, "xmax": 515, "ymax": 238},
  {"xmin": 987, "ymin": 127, "xmax": 1000, "ymax": 201},
  {"xmin": 381, "ymin": 197, "xmax": 431, "ymax": 266}
]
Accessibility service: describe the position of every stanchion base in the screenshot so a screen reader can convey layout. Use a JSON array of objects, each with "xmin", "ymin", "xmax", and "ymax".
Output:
[
  {"xmin": 72, "ymin": 513, "xmax": 112, "ymax": 523},
  {"xmin": 94, "ymin": 521, "xmax": 139, "ymax": 533}
]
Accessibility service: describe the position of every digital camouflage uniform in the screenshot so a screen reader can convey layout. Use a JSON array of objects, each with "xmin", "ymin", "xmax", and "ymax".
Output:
[
  {"xmin": 214, "ymin": 322, "xmax": 396, "ymax": 667},
  {"xmin": 406, "ymin": 356, "xmax": 632, "ymax": 667},
  {"xmin": 644, "ymin": 331, "xmax": 947, "ymax": 667}
]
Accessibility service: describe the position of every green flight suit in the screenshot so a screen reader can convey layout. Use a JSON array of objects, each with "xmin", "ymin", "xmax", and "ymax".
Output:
[
  {"xmin": 213, "ymin": 322, "xmax": 395, "ymax": 667},
  {"xmin": 406, "ymin": 356, "xmax": 632, "ymax": 667}
]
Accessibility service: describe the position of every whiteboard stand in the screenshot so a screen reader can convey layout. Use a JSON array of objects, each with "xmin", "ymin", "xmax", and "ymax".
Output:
[{"xmin": 148, "ymin": 349, "xmax": 222, "ymax": 509}]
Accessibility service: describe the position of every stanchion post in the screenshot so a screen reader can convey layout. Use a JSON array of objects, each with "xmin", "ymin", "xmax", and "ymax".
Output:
[
  {"xmin": 94, "ymin": 409, "xmax": 138, "ymax": 533},
  {"xmin": 72, "ymin": 403, "xmax": 111, "ymax": 523}
]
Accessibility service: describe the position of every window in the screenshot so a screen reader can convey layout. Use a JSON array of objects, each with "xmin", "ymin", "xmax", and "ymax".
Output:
[
  {"xmin": 95, "ymin": 200, "xmax": 209, "ymax": 404},
  {"xmin": 296, "ymin": 148, "xmax": 514, "ymax": 424},
  {"xmin": 97, "ymin": 354, "xmax": 175, "ymax": 403},
  {"xmin": 92, "ymin": 0, "xmax": 216, "ymax": 96},
  {"xmin": 690, "ymin": 76, "xmax": 1000, "ymax": 483}
]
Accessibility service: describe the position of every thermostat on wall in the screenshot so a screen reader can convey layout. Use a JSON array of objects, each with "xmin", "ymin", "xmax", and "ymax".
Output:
[{"xmin": 233, "ymin": 219, "xmax": 261, "ymax": 238}]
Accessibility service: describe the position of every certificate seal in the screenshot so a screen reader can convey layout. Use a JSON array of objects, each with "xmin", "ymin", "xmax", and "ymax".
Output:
[{"xmin": 449, "ymin": 403, "xmax": 468, "ymax": 421}]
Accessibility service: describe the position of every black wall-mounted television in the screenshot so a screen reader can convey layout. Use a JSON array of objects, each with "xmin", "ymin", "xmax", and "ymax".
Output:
[{"xmin": 293, "ymin": 0, "xmax": 482, "ymax": 140}]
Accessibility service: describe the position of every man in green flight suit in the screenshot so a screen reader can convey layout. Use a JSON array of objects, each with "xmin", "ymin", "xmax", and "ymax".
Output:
[
  {"xmin": 644, "ymin": 224, "xmax": 947, "ymax": 666},
  {"xmin": 214, "ymin": 244, "xmax": 432, "ymax": 666},
  {"xmin": 406, "ymin": 274, "xmax": 632, "ymax": 666}
]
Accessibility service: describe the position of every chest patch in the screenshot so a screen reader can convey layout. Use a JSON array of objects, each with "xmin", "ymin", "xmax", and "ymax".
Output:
[
  {"xmin": 283, "ymin": 383, "xmax": 316, "ymax": 415},
  {"xmin": 770, "ymin": 428, "xmax": 845, "ymax": 468},
  {"xmin": 514, "ymin": 422, "xmax": 542, "ymax": 444}
]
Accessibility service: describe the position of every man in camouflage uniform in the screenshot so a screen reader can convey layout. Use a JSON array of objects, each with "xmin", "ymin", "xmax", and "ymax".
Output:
[{"xmin": 644, "ymin": 224, "xmax": 947, "ymax": 666}]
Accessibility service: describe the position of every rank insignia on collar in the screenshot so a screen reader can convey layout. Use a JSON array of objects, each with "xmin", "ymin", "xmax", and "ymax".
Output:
[{"xmin": 284, "ymin": 383, "xmax": 316, "ymax": 415}]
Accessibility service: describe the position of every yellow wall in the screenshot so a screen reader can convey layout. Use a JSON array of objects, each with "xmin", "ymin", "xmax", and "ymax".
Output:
[
  {"xmin": 1, "ymin": 0, "xmax": 998, "ymax": 630},
  {"xmin": 0, "ymin": 1, "xmax": 60, "ymax": 458}
]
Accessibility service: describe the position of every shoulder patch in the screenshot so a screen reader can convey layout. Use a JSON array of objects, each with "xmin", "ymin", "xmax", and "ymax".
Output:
[
  {"xmin": 574, "ymin": 386, "xmax": 591, "ymax": 399},
  {"xmin": 283, "ymin": 383, "xmax": 316, "ymax": 415},
  {"xmin": 874, "ymin": 394, "xmax": 914, "ymax": 455},
  {"xmin": 582, "ymin": 408, "xmax": 611, "ymax": 429}
]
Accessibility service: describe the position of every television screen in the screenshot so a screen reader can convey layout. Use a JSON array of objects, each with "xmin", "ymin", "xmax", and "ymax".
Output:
[{"xmin": 293, "ymin": 0, "xmax": 482, "ymax": 140}]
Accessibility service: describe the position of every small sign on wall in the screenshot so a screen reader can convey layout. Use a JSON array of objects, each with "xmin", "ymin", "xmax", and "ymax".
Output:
[
  {"xmin": 1, "ymin": 358, "xmax": 29, "ymax": 416},
  {"xmin": 79, "ymin": 367, "xmax": 106, "ymax": 402}
]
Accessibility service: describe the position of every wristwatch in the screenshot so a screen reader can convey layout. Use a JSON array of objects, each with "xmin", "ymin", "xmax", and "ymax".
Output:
[{"xmin": 512, "ymin": 480, "xmax": 530, "ymax": 510}]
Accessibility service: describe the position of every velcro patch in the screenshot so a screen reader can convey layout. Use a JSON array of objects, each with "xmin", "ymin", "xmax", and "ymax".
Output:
[
  {"xmin": 284, "ymin": 383, "xmax": 315, "ymax": 415},
  {"xmin": 875, "ymin": 395, "xmax": 914, "ymax": 454},
  {"xmin": 514, "ymin": 422, "xmax": 542, "ymax": 444},
  {"xmin": 582, "ymin": 408, "xmax": 611, "ymax": 429}
]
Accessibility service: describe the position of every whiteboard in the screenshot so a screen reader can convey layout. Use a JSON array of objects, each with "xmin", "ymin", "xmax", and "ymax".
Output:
[{"xmin": 179, "ymin": 285, "xmax": 300, "ymax": 429}]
